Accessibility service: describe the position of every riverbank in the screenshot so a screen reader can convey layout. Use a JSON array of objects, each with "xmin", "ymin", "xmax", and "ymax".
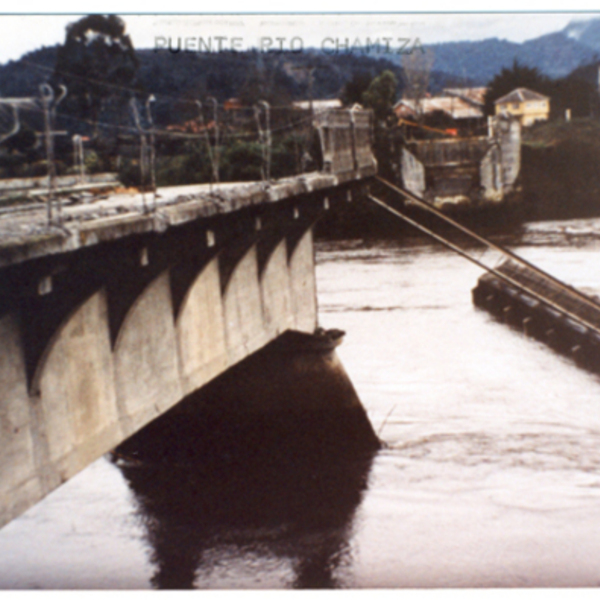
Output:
[
  {"xmin": 316, "ymin": 118, "xmax": 600, "ymax": 240},
  {"xmin": 521, "ymin": 118, "xmax": 600, "ymax": 221},
  {"xmin": 314, "ymin": 183, "xmax": 526, "ymax": 241}
]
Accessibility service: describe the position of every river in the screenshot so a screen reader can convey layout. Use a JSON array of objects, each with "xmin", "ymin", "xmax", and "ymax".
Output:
[{"xmin": 3, "ymin": 217, "xmax": 600, "ymax": 589}]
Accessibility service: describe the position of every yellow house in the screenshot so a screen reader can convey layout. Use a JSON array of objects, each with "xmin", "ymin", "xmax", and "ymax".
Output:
[{"xmin": 494, "ymin": 87, "xmax": 550, "ymax": 126}]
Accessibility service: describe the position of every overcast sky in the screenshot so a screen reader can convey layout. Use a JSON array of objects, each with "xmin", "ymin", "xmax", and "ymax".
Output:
[{"xmin": 0, "ymin": 4, "xmax": 597, "ymax": 65}]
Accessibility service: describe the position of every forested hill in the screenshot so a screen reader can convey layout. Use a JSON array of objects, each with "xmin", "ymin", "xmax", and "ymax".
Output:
[
  {"xmin": 0, "ymin": 46, "xmax": 58, "ymax": 98},
  {"xmin": 398, "ymin": 32, "xmax": 599, "ymax": 85},
  {"xmin": 0, "ymin": 45, "xmax": 467, "ymax": 117},
  {"xmin": 381, "ymin": 18, "xmax": 600, "ymax": 83},
  {"xmin": 1, "ymin": 14, "xmax": 599, "ymax": 125}
]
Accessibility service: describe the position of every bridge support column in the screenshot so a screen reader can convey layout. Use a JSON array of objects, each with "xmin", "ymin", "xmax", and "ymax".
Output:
[
  {"xmin": 260, "ymin": 239, "xmax": 294, "ymax": 338},
  {"xmin": 176, "ymin": 256, "xmax": 228, "ymax": 397},
  {"xmin": 289, "ymin": 227, "xmax": 318, "ymax": 333},
  {"xmin": 32, "ymin": 289, "xmax": 122, "ymax": 487},
  {"xmin": 114, "ymin": 271, "xmax": 182, "ymax": 435},
  {"xmin": 223, "ymin": 244, "xmax": 270, "ymax": 365},
  {"xmin": 0, "ymin": 315, "xmax": 39, "ymax": 527}
]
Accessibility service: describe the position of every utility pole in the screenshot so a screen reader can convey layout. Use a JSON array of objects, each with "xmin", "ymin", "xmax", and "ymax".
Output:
[
  {"xmin": 195, "ymin": 100, "xmax": 215, "ymax": 193},
  {"xmin": 292, "ymin": 65, "xmax": 316, "ymax": 116},
  {"xmin": 206, "ymin": 97, "xmax": 220, "ymax": 183},
  {"xmin": 308, "ymin": 66, "xmax": 315, "ymax": 117},
  {"xmin": 130, "ymin": 97, "xmax": 153, "ymax": 213},
  {"xmin": 40, "ymin": 84, "xmax": 67, "ymax": 226},
  {"xmin": 72, "ymin": 134, "xmax": 85, "ymax": 184},
  {"xmin": 145, "ymin": 95, "xmax": 157, "ymax": 211},
  {"xmin": 292, "ymin": 65, "xmax": 318, "ymax": 174},
  {"xmin": 255, "ymin": 100, "xmax": 272, "ymax": 183}
]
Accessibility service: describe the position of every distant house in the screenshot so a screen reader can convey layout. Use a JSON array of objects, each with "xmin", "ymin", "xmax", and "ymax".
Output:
[
  {"xmin": 393, "ymin": 94, "xmax": 485, "ymax": 134},
  {"xmin": 292, "ymin": 99, "xmax": 342, "ymax": 112},
  {"xmin": 394, "ymin": 96, "xmax": 484, "ymax": 120},
  {"xmin": 494, "ymin": 88, "xmax": 550, "ymax": 127},
  {"xmin": 442, "ymin": 87, "xmax": 487, "ymax": 108}
]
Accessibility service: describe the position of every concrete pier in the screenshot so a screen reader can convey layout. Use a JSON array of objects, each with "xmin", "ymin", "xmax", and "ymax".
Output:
[{"xmin": 0, "ymin": 107, "xmax": 378, "ymax": 529}]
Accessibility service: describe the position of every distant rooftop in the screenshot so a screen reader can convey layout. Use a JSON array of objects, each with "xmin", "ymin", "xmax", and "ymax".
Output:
[
  {"xmin": 494, "ymin": 88, "xmax": 549, "ymax": 104},
  {"xmin": 292, "ymin": 99, "xmax": 342, "ymax": 112},
  {"xmin": 394, "ymin": 96, "xmax": 484, "ymax": 120},
  {"xmin": 443, "ymin": 87, "xmax": 488, "ymax": 106}
]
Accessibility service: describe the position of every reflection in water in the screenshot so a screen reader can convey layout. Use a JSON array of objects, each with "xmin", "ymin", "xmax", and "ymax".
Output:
[
  {"xmin": 112, "ymin": 332, "xmax": 378, "ymax": 589},
  {"xmin": 7, "ymin": 227, "xmax": 600, "ymax": 588},
  {"xmin": 113, "ymin": 425, "xmax": 375, "ymax": 589}
]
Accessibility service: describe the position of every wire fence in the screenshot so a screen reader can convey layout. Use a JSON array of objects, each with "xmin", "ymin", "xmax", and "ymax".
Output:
[
  {"xmin": 0, "ymin": 86, "xmax": 381, "ymax": 230},
  {"xmin": 0, "ymin": 59, "xmax": 378, "ymax": 225},
  {"xmin": 0, "ymin": 89, "xmax": 327, "ymax": 223}
]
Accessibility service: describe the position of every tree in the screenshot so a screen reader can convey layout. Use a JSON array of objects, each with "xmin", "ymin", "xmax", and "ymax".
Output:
[
  {"xmin": 341, "ymin": 71, "xmax": 373, "ymax": 107},
  {"xmin": 52, "ymin": 15, "xmax": 140, "ymax": 134},
  {"xmin": 238, "ymin": 55, "xmax": 294, "ymax": 108},
  {"xmin": 551, "ymin": 75, "xmax": 600, "ymax": 119},
  {"xmin": 360, "ymin": 70, "xmax": 400, "ymax": 179},
  {"xmin": 361, "ymin": 70, "xmax": 399, "ymax": 123},
  {"xmin": 401, "ymin": 48, "xmax": 435, "ymax": 122}
]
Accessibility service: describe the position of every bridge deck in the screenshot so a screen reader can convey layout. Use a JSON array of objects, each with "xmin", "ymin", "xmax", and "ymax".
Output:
[
  {"xmin": 368, "ymin": 177, "xmax": 600, "ymax": 339},
  {"xmin": 491, "ymin": 260, "xmax": 600, "ymax": 331},
  {"xmin": 0, "ymin": 167, "xmax": 374, "ymax": 269}
]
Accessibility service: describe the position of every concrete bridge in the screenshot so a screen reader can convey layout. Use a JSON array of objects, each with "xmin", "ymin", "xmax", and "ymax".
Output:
[{"xmin": 0, "ymin": 108, "xmax": 377, "ymax": 529}]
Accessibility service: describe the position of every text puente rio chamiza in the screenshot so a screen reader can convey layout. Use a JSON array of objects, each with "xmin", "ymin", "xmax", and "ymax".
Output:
[{"xmin": 0, "ymin": 108, "xmax": 379, "ymax": 529}]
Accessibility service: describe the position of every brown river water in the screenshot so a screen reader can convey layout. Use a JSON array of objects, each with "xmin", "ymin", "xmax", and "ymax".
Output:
[{"xmin": 3, "ymin": 217, "xmax": 600, "ymax": 589}]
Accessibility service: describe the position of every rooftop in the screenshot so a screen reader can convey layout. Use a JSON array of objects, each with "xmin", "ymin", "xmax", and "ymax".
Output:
[
  {"xmin": 394, "ymin": 96, "xmax": 484, "ymax": 120},
  {"xmin": 443, "ymin": 87, "xmax": 488, "ymax": 106},
  {"xmin": 292, "ymin": 99, "xmax": 343, "ymax": 112},
  {"xmin": 495, "ymin": 88, "xmax": 549, "ymax": 105}
]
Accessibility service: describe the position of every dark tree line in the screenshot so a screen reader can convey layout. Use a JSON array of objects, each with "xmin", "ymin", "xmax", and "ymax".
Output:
[
  {"xmin": 2, "ymin": 14, "xmax": 600, "ymax": 186},
  {"xmin": 51, "ymin": 14, "xmax": 141, "ymax": 134},
  {"xmin": 484, "ymin": 59, "xmax": 600, "ymax": 119}
]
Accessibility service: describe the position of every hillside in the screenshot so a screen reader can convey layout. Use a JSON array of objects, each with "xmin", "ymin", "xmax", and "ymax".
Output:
[
  {"xmin": 521, "ymin": 119, "xmax": 600, "ymax": 221},
  {"xmin": 563, "ymin": 17, "xmax": 600, "ymax": 53},
  {"xmin": 0, "ymin": 46, "xmax": 471, "ymax": 128},
  {"xmin": 380, "ymin": 17, "xmax": 600, "ymax": 83},
  {"xmin": 1, "ymin": 15, "xmax": 599, "ymax": 113},
  {"xmin": 411, "ymin": 32, "xmax": 597, "ymax": 84}
]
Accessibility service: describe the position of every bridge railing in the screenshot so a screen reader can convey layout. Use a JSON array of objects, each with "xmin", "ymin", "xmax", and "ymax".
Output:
[
  {"xmin": 151, "ymin": 104, "xmax": 376, "ymax": 183},
  {"xmin": 313, "ymin": 108, "xmax": 376, "ymax": 175},
  {"xmin": 0, "ymin": 101, "xmax": 376, "ymax": 189},
  {"xmin": 0, "ymin": 98, "xmax": 377, "ymax": 227}
]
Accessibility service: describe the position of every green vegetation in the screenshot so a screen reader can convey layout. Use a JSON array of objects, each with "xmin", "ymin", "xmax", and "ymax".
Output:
[
  {"xmin": 522, "ymin": 118, "xmax": 600, "ymax": 148},
  {"xmin": 521, "ymin": 118, "xmax": 600, "ymax": 220},
  {"xmin": 361, "ymin": 70, "xmax": 398, "ymax": 122},
  {"xmin": 360, "ymin": 70, "xmax": 399, "ymax": 180},
  {"xmin": 52, "ymin": 15, "xmax": 140, "ymax": 133}
]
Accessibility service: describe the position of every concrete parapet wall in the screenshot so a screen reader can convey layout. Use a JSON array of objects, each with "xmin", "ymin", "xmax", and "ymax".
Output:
[
  {"xmin": 496, "ymin": 117, "xmax": 521, "ymax": 187},
  {"xmin": 315, "ymin": 109, "xmax": 377, "ymax": 175}
]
